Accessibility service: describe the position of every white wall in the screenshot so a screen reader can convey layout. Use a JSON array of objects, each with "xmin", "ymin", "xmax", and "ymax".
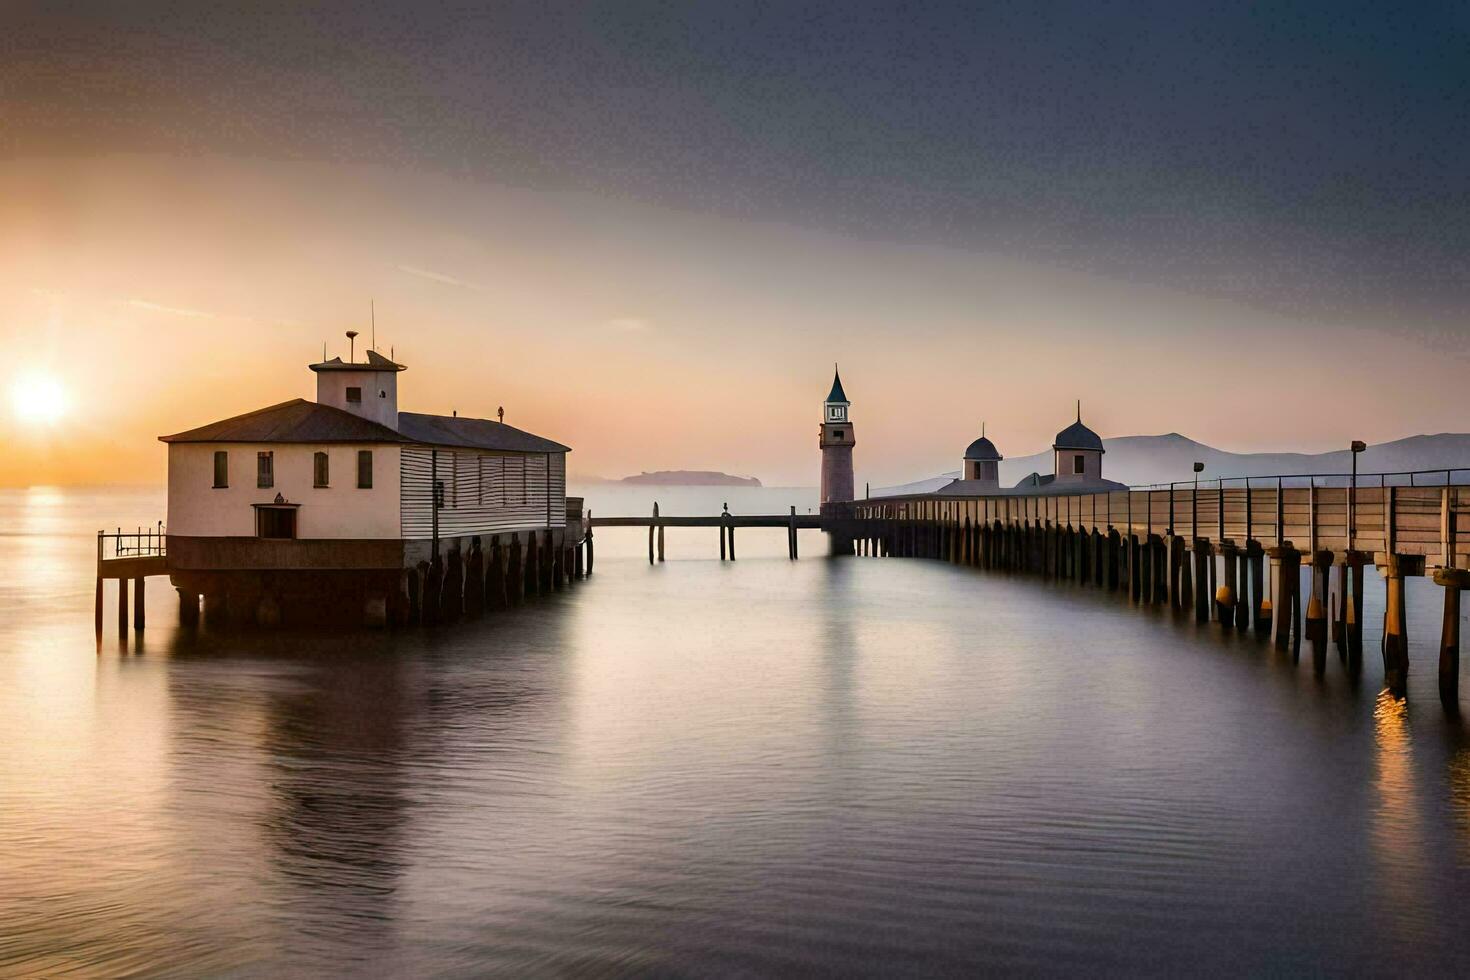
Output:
[
  {"xmin": 315, "ymin": 369, "xmax": 399, "ymax": 428},
  {"xmin": 167, "ymin": 443, "xmax": 402, "ymax": 538}
]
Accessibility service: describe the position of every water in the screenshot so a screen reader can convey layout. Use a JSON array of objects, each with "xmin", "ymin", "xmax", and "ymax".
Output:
[{"xmin": 3, "ymin": 485, "xmax": 1470, "ymax": 976}]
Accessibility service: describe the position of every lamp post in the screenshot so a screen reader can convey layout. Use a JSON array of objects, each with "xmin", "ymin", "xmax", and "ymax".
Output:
[
  {"xmin": 1349, "ymin": 440, "xmax": 1366, "ymax": 552},
  {"xmin": 1192, "ymin": 462, "xmax": 1204, "ymax": 540}
]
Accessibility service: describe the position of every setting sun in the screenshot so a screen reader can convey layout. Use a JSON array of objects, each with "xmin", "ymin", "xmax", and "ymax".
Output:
[{"xmin": 10, "ymin": 375, "xmax": 68, "ymax": 425}]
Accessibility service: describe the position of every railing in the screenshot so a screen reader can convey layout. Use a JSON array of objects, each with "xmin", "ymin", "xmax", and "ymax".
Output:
[
  {"xmin": 98, "ymin": 523, "xmax": 167, "ymax": 563},
  {"xmin": 1133, "ymin": 467, "xmax": 1470, "ymax": 492}
]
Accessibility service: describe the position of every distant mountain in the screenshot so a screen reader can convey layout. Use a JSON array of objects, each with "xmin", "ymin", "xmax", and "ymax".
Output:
[
  {"xmin": 875, "ymin": 433, "xmax": 1470, "ymax": 496},
  {"xmin": 620, "ymin": 470, "xmax": 762, "ymax": 487}
]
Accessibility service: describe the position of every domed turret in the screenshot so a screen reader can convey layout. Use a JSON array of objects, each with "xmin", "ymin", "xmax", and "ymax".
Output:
[
  {"xmin": 962, "ymin": 423, "xmax": 1002, "ymax": 487},
  {"xmin": 1053, "ymin": 402, "xmax": 1105, "ymax": 483}
]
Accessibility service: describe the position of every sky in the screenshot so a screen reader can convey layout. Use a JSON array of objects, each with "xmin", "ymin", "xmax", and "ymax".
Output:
[{"xmin": 2, "ymin": 1, "xmax": 1468, "ymax": 487}]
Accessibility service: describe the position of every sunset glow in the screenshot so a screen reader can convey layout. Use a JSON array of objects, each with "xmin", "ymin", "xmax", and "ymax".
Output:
[{"xmin": 10, "ymin": 375, "xmax": 68, "ymax": 426}]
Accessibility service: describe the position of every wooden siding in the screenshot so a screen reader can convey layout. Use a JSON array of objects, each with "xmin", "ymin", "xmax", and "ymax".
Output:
[{"xmin": 400, "ymin": 446, "xmax": 567, "ymax": 539}]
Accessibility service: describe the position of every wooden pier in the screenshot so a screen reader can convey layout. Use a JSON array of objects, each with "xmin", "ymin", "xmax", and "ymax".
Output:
[
  {"xmin": 842, "ymin": 469, "xmax": 1470, "ymax": 707},
  {"xmin": 95, "ymin": 525, "xmax": 169, "ymax": 638},
  {"xmin": 589, "ymin": 504, "xmax": 822, "ymax": 561}
]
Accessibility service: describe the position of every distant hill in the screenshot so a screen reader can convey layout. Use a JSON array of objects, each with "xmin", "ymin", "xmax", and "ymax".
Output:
[
  {"xmin": 876, "ymin": 432, "xmax": 1470, "ymax": 496},
  {"xmin": 621, "ymin": 470, "xmax": 762, "ymax": 487}
]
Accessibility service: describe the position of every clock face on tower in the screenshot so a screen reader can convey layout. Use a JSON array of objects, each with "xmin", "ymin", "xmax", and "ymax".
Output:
[{"xmin": 826, "ymin": 404, "xmax": 847, "ymax": 422}]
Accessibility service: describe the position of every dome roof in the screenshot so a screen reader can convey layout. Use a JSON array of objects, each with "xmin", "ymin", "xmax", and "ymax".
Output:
[
  {"xmin": 963, "ymin": 435, "xmax": 1002, "ymax": 461},
  {"xmin": 1053, "ymin": 418, "xmax": 1104, "ymax": 452}
]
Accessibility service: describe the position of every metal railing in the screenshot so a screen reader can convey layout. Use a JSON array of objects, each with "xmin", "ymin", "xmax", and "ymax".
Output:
[
  {"xmin": 1133, "ymin": 467, "xmax": 1470, "ymax": 492},
  {"xmin": 98, "ymin": 522, "xmax": 167, "ymax": 562}
]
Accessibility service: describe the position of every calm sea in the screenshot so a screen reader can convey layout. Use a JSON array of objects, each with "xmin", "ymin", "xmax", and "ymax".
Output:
[{"xmin": 3, "ymin": 484, "xmax": 1470, "ymax": 976}]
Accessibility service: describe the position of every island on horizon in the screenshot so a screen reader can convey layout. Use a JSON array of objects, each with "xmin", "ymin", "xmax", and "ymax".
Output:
[{"xmin": 619, "ymin": 470, "xmax": 762, "ymax": 487}]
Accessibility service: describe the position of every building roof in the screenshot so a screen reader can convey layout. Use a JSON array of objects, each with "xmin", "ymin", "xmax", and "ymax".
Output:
[
  {"xmin": 826, "ymin": 367, "xmax": 848, "ymax": 404},
  {"xmin": 396, "ymin": 413, "xmax": 571, "ymax": 454},
  {"xmin": 159, "ymin": 399, "xmax": 409, "ymax": 444},
  {"xmin": 1054, "ymin": 418, "xmax": 1105, "ymax": 452},
  {"xmin": 160, "ymin": 399, "xmax": 570, "ymax": 453},
  {"xmin": 963, "ymin": 435, "xmax": 1002, "ymax": 461},
  {"xmin": 309, "ymin": 350, "xmax": 407, "ymax": 373},
  {"xmin": 931, "ymin": 472, "xmax": 1129, "ymax": 497}
]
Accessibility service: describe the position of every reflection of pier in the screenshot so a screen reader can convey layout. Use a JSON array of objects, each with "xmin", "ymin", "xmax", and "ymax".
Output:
[{"xmin": 842, "ymin": 468, "xmax": 1470, "ymax": 708}]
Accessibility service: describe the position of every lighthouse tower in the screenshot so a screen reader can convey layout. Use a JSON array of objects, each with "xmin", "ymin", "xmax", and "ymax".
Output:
[{"xmin": 819, "ymin": 366, "xmax": 855, "ymax": 511}]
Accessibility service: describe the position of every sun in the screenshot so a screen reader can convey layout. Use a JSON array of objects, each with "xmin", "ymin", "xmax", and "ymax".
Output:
[{"xmin": 11, "ymin": 375, "xmax": 69, "ymax": 425}]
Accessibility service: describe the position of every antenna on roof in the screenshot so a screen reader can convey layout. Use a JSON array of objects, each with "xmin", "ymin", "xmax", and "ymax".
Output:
[
  {"xmin": 346, "ymin": 329, "xmax": 359, "ymax": 362},
  {"xmin": 982, "ymin": 421, "xmax": 986, "ymax": 438},
  {"xmin": 322, "ymin": 341, "xmax": 327, "ymax": 361},
  {"xmin": 371, "ymin": 300, "xmax": 376, "ymax": 352},
  {"xmin": 1076, "ymin": 399, "xmax": 1081, "ymax": 422}
]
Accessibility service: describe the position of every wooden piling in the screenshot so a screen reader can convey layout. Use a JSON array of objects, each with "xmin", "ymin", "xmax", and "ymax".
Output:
[
  {"xmin": 649, "ymin": 503, "xmax": 659, "ymax": 564},
  {"xmin": 1306, "ymin": 552, "xmax": 1332, "ymax": 672},
  {"xmin": 132, "ymin": 577, "xmax": 145, "ymax": 630},
  {"xmin": 1434, "ymin": 569, "xmax": 1468, "ymax": 711},
  {"xmin": 1193, "ymin": 542, "xmax": 1212, "ymax": 623},
  {"xmin": 1268, "ymin": 546, "xmax": 1302, "ymax": 657},
  {"xmin": 789, "ymin": 506, "xmax": 799, "ymax": 560},
  {"xmin": 116, "ymin": 577, "xmax": 129, "ymax": 634},
  {"xmin": 1381, "ymin": 555, "xmax": 1409, "ymax": 695}
]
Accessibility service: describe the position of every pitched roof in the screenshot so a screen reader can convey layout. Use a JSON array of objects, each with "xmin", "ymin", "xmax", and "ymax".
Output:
[
  {"xmin": 396, "ymin": 413, "xmax": 571, "ymax": 454},
  {"xmin": 159, "ymin": 399, "xmax": 409, "ymax": 444},
  {"xmin": 160, "ymin": 400, "xmax": 571, "ymax": 454},
  {"xmin": 826, "ymin": 367, "xmax": 848, "ymax": 404}
]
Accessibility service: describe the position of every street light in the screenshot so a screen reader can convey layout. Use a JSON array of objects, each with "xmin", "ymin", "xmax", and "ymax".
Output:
[
  {"xmin": 1192, "ymin": 462, "xmax": 1204, "ymax": 540},
  {"xmin": 1350, "ymin": 440, "xmax": 1367, "ymax": 552}
]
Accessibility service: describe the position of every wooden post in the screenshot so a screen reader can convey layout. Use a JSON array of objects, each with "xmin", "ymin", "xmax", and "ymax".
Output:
[
  {"xmin": 649, "ymin": 503, "xmax": 658, "ymax": 565},
  {"xmin": 177, "ymin": 588, "xmax": 200, "ymax": 628},
  {"xmin": 444, "ymin": 546, "xmax": 464, "ymax": 622},
  {"xmin": 509, "ymin": 536, "xmax": 524, "ymax": 605},
  {"xmin": 116, "ymin": 577, "xmax": 129, "ymax": 635},
  {"xmin": 407, "ymin": 565, "xmax": 422, "ymax": 625},
  {"xmin": 465, "ymin": 538, "xmax": 485, "ymax": 615},
  {"xmin": 719, "ymin": 518, "xmax": 727, "ymax": 561},
  {"xmin": 1382, "ymin": 555, "xmax": 1409, "ymax": 696},
  {"xmin": 424, "ymin": 554, "xmax": 444, "ymax": 624},
  {"xmin": 1193, "ymin": 541, "xmax": 1211, "ymax": 623},
  {"xmin": 728, "ymin": 519, "xmax": 736, "ymax": 561},
  {"xmin": 1268, "ymin": 546, "xmax": 1301, "ymax": 656},
  {"xmin": 1216, "ymin": 545, "xmax": 1238, "ymax": 627},
  {"xmin": 585, "ymin": 528, "xmax": 595, "ymax": 576},
  {"xmin": 1248, "ymin": 545, "xmax": 1269, "ymax": 636},
  {"xmin": 133, "ymin": 576, "xmax": 146, "ymax": 630},
  {"xmin": 789, "ymin": 505, "xmax": 798, "ymax": 560},
  {"xmin": 1306, "ymin": 552, "xmax": 1332, "ymax": 674},
  {"xmin": 1434, "ymin": 570, "xmax": 1468, "ymax": 711}
]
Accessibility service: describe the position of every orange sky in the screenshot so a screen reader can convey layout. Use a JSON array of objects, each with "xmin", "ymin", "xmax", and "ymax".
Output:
[{"xmin": 2, "ymin": 154, "xmax": 1466, "ymax": 489}]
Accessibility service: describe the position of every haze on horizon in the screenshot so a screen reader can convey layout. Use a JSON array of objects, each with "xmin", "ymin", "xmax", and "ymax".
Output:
[{"xmin": 3, "ymin": 1, "xmax": 1467, "ymax": 489}]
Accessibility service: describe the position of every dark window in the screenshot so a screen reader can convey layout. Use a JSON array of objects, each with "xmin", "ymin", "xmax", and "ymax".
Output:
[
  {"xmin": 257, "ymin": 451, "xmax": 273, "ymax": 488},
  {"xmin": 346, "ymin": 386, "xmax": 362, "ymax": 403},
  {"xmin": 1073, "ymin": 454, "xmax": 1085, "ymax": 475},
  {"xmin": 357, "ymin": 450, "xmax": 373, "ymax": 489},
  {"xmin": 833, "ymin": 429, "xmax": 844, "ymax": 440},
  {"xmin": 212, "ymin": 451, "xmax": 228, "ymax": 488},
  {"xmin": 256, "ymin": 507, "xmax": 296, "ymax": 539},
  {"xmin": 313, "ymin": 451, "xmax": 329, "ymax": 487}
]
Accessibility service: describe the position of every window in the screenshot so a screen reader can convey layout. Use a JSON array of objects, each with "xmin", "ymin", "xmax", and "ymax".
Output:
[
  {"xmin": 313, "ymin": 451, "xmax": 329, "ymax": 487},
  {"xmin": 346, "ymin": 386, "xmax": 362, "ymax": 403},
  {"xmin": 257, "ymin": 451, "xmax": 274, "ymax": 488},
  {"xmin": 255, "ymin": 507, "xmax": 296, "ymax": 539},
  {"xmin": 357, "ymin": 450, "xmax": 373, "ymax": 489},
  {"xmin": 832, "ymin": 429, "xmax": 844, "ymax": 440},
  {"xmin": 1073, "ymin": 454, "xmax": 1085, "ymax": 475},
  {"xmin": 212, "ymin": 451, "xmax": 228, "ymax": 488}
]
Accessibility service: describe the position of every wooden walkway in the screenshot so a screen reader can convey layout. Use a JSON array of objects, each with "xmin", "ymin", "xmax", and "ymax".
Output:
[
  {"xmin": 95, "ymin": 526, "xmax": 168, "ymax": 637},
  {"xmin": 844, "ymin": 467, "xmax": 1470, "ymax": 708},
  {"xmin": 588, "ymin": 505, "xmax": 820, "ymax": 561}
]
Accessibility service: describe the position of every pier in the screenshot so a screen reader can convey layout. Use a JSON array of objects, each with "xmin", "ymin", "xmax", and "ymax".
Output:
[{"xmin": 839, "ymin": 469, "xmax": 1470, "ymax": 706}]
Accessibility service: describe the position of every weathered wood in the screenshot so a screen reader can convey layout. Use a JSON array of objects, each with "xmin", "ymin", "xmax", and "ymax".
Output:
[
  {"xmin": 1306, "ymin": 552, "xmax": 1332, "ymax": 674},
  {"xmin": 1435, "ymin": 570, "xmax": 1469, "ymax": 710},
  {"xmin": 1268, "ymin": 546, "xmax": 1301, "ymax": 656},
  {"xmin": 116, "ymin": 577, "xmax": 129, "ymax": 635},
  {"xmin": 133, "ymin": 577, "xmax": 145, "ymax": 630},
  {"xmin": 1382, "ymin": 554, "xmax": 1409, "ymax": 695}
]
